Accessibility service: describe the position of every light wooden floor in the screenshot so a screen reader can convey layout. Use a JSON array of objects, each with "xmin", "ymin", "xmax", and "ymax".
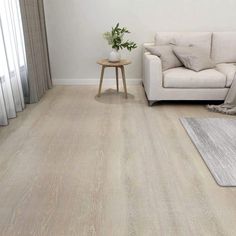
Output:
[{"xmin": 0, "ymin": 85, "xmax": 236, "ymax": 236}]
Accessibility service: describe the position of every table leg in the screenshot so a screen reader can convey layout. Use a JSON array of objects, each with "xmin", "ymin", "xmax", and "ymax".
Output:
[
  {"xmin": 121, "ymin": 66, "xmax": 128, "ymax": 98},
  {"xmin": 98, "ymin": 66, "xmax": 105, "ymax": 97},
  {"xmin": 115, "ymin": 67, "xmax": 119, "ymax": 92}
]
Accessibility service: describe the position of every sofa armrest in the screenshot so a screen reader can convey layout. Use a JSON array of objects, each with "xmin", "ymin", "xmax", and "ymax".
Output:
[{"xmin": 143, "ymin": 52, "xmax": 163, "ymax": 101}]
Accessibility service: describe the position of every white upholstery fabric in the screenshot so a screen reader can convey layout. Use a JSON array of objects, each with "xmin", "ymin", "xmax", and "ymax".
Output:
[
  {"xmin": 143, "ymin": 49, "xmax": 228, "ymax": 102},
  {"xmin": 143, "ymin": 52, "xmax": 163, "ymax": 100},
  {"xmin": 142, "ymin": 32, "xmax": 236, "ymax": 102},
  {"xmin": 163, "ymin": 67, "xmax": 226, "ymax": 88},
  {"xmin": 216, "ymin": 63, "xmax": 236, "ymax": 87},
  {"xmin": 212, "ymin": 32, "xmax": 236, "ymax": 64},
  {"xmin": 145, "ymin": 45, "xmax": 182, "ymax": 71},
  {"xmin": 155, "ymin": 32, "xmax": 212, "ymax": 56},
  {"xmin": 173, "ymin": 46, "xmax": 215, "ymax": 72}
]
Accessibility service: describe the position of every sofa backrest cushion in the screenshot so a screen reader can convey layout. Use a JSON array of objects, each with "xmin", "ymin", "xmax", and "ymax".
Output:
[
  {"xmin": 211, "ymin": 32, "xmax": 236, "ymax": 63},
  {"xmin": 155, "ymin": 32, "xmax": 212, "ymax": 57}
]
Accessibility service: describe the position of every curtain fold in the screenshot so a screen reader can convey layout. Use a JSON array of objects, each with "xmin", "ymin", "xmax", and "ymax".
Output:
[
  {"xmin": 0, "ymin": 0, "xmax": 52, "ymax": 126},
  {"xmin": 19, "ymin": 0, "xmax": 52, "ymax": 104},
  {"xmin": 0, "ymin": 0, "xmax": 26, "ymax": 126}
]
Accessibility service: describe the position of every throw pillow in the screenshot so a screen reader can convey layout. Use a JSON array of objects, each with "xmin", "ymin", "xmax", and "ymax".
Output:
[
  {"xmin": 145, "ymin": 45, "xmax": 183, "ymax": 71},
  {"xmin": 173, "ymin": 46, "xmax": 215, "ymax": 72}
]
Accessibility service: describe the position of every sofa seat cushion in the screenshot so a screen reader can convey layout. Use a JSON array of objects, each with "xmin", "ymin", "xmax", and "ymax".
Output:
[
  {"xmin": 163, "ymin": 67, "xmax": 226, "ymax": 88},
  {"xmin": 216, "ymin": 63, "xmax": 236, "ymax": 88}
]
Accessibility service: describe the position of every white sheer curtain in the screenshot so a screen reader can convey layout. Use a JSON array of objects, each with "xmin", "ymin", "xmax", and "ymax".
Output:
[{"xmin": 0, "ymin": 0, "xmax": 27, "ymax": 126}]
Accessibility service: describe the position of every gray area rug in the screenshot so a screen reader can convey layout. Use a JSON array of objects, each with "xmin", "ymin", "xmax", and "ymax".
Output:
[{"xmin": 181, "ymin": 118, "xmax": 236, "ymax": 187}]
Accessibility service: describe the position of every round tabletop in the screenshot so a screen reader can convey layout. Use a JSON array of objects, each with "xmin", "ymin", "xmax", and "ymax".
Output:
[{"xmin": 97, "ymin": 59, "xmax": 131, "ymax": 67}]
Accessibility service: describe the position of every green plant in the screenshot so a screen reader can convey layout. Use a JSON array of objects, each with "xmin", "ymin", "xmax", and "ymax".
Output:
[{"xmin": 103, "ymin": 23, "xmax": 137, "ymax": 51}]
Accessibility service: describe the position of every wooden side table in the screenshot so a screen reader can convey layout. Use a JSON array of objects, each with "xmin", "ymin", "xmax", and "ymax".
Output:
[{"xmin": 97, "ymin": 59, "xmax": 131, "ymax": 98}]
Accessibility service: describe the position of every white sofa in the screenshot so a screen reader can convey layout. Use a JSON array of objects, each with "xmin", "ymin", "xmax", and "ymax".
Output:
[{"xmin": 143, "ymin": 32, "xmax": 236, "ymax": 105}]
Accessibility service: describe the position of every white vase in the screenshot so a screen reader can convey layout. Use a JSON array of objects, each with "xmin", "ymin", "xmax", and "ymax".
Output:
[{"xmin": 108, "ymin": 49, "xmax": 121, "ymax": 62}]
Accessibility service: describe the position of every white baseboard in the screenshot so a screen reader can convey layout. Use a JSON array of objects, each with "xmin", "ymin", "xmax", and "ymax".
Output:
[{"xmin": 52, "ymin": 78, "xmax": 142, "ymax": 85}]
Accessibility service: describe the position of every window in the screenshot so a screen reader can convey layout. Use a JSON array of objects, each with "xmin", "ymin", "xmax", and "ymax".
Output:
[{"xmin": 0, "ymin": 0, "xmax": 27, "ymax": 125}]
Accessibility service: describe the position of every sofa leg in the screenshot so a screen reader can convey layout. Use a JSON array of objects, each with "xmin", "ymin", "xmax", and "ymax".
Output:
[{"xmin": 148, "ymin": 100, "xmax": 156, "ymax": 106}]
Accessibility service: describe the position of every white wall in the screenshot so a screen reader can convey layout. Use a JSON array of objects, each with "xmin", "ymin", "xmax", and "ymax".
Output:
[{"xmin": 44, "ymin": 0, "xmax": 236, "ymax": 82}]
